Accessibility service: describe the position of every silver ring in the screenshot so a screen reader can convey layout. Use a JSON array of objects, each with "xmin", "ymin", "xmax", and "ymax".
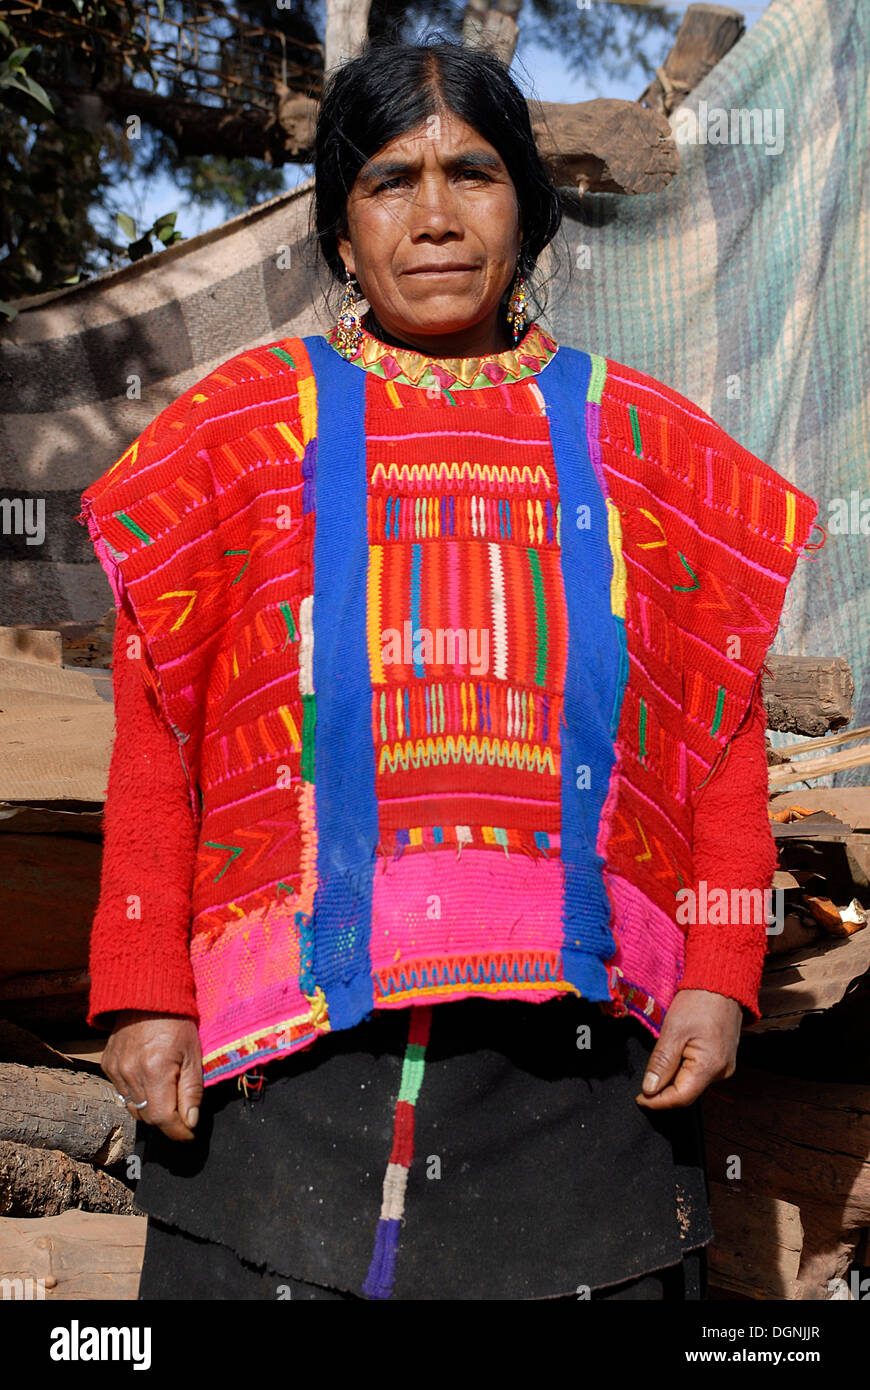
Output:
[{"xmin": 116, "ymin": 1092, "xmax": 148, "ymax": 1109}]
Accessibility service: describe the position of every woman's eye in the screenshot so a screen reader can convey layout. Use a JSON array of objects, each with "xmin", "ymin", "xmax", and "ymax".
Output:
[{"xmin": 374, "ymin": 169, "xmax": 492, "ymax": 193}]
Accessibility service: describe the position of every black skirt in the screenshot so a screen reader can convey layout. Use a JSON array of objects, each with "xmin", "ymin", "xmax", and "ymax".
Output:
[{"xmin": 132, "ymin": 994, "xmax": 713, "ymax": 1300}]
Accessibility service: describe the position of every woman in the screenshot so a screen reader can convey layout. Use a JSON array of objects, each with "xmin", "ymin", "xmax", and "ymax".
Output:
[{"xmin": 78, "ymin": 38, "xmax": 818, "ymax": 1301}]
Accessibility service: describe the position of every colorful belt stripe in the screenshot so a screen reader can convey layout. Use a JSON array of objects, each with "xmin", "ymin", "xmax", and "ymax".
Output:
[{"xmin": 362, "ymin": 1004, "xmax": 434, "ymax": 1299}]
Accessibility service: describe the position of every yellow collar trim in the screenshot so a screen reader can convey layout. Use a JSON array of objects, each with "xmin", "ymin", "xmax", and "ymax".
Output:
[{"xmin": 326, "ymin": 319, "xmax": 558, "ymax": 392}]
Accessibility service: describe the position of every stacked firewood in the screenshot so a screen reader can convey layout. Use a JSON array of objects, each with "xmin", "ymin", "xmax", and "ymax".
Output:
[
  {"xmin": 0, "ymin": 616, "xmax": 147, "ymax": 1297},
  {"xmin": 703, "ymin": 658, "xmax": 870, "ymax": 1301},
  {"xmin": 0, "ymin": 1023, "xmax": 144, "ymax": 1300}
]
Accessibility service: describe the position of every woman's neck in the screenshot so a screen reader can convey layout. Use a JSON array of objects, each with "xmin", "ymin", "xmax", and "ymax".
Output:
[{"xmin": 362, "ymin": 309, "xmax": 515, "ymax": 359}]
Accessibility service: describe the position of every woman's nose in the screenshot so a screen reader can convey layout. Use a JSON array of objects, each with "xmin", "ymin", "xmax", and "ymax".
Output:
[{"xmin": 406, "ymin": 175, "xmax": 462, "ymax": 239}]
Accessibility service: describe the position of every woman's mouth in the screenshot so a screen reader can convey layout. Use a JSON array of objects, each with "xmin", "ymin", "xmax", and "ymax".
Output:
[{"xmin": 404, "ymin": 265, "xmax": 477, "ymax": 276}]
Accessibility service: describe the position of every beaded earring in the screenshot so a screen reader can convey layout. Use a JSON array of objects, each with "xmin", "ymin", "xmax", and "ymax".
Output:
[
  {"xmin": 505, "ymin": 261, "xmax": 529, "ymax": 343},
  {"xmin": 334, "ymin": 265, "xmax": 363, "ymax": 358}
]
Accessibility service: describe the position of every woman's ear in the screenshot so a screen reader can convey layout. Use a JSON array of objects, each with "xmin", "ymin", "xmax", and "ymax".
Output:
[{"xmin": 336, "ymin": 230, "xmax": 355, "ymax": 277}]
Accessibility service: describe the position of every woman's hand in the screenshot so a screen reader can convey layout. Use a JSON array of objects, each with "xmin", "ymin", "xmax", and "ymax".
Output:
[
  {"xmin": 101, "ymin": 1011, "xmax": 203, "ymax": 1142},
  {"xmin": 635, "ymin": 989, "xmax": 743, "ymax": 1110}
]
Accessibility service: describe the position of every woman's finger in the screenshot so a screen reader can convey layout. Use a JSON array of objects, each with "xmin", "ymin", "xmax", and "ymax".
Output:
[
  {"xmin": 106, "ymin": 1063, "xmax": 140, "ymax": 1109},
  {"xmin": 639, "ymin": 1020, "xmax": 686, "ymax": 1098},
  {"xmin": 636, "ymin": 1049, "xmax": 719, "ymax": 1109},
  {"xmin": 132, "ymin": 1065, "xmax": 196, "ymax": 1142},
  {"xmin": 176, "ymin": 1048, "xmax": 204, "ymax": 1131}
]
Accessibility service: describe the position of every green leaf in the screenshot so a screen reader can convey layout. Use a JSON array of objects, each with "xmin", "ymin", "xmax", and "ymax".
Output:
[
  {"xmin": 0, "ymin": 20, "xmax": 12, "ymax": 38},
  {"xmin": 18, "ymin": 73, "xmax": 54, "ymax": 112},
  {"xmin": 0, "ymin": 302, "xmax": 19, "ymax": 322},
  {"xmin": 152, "ymin": 211, "xmax": 177, "ymax": 231},
  {"xmin": 116, "ymin": 211, "xmax": 137, "ymax": 240},
  {"xmin": 155, "ymin": 0, "xmax": 165, "ymax": 18},
  {"xmin": 0, "ymin": 71, "xmax": 27, "ymax": 94},
  {"xmin": 0, "ymin": 66, "xmax": 53, "ymax": 113},
  {"xmin": 7, "ymin": 46, "xmax": 32, "ymax": 68}
]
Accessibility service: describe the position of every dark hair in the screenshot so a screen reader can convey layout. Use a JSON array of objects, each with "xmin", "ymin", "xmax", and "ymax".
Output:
[{"xmin": 311, "ymin": 36, "xmax": 563, "ymax": 323}]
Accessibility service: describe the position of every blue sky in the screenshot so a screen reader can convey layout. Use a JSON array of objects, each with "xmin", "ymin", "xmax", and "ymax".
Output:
[{"xmin": 112, "ymin": 1, "xmax": 764, "ymax": 248}]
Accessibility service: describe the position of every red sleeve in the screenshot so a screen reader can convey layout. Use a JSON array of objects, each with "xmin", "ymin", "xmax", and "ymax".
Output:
[
  {"xmin": 87, "ymin": 599, "xmax": 200, "ymax": 1031},
  {"xmin": 676, "ymin": 679, "xmax": 777, "ymax": 1022}
]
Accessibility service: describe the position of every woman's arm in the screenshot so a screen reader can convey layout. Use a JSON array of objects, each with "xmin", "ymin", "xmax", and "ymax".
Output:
[
  {"xmin": 636, "ymin": 679, "xmax": 776, "ymax": 1109},
  {"xmin": 677, "ymin": 677, "xmax": 777, "ymax": 1021},
  {"xmin": 88, "ymin": 598, "xmax": 200, "ymax": 1030},
  {"xmin": 91, "ymin": 599, "xmax": 204, "ymax": 1141}
]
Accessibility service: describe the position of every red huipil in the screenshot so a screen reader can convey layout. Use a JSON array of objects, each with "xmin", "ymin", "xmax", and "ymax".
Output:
[
  {"xmin": 89, "ymin": 600, "xmax": 777, "ymax": 1029},
  {"xmin": 88, "ymin": 332, "xmax": 786, "ymax": 1297}
]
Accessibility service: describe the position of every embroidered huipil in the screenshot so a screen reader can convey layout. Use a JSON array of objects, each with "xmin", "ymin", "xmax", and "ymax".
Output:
[{"xmin": 78, "ymin": 322, "xmax": 818, "ymax": 1089}]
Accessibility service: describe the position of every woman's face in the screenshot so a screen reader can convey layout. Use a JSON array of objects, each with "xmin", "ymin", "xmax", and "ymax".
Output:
[{"xmin": 336, "ymin": 109, "xmax": 523, "ymax": 355}]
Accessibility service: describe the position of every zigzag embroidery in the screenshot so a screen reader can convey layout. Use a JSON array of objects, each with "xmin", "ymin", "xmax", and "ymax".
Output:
[
  {"xmin": 379, "ymin": 734, "xmax": 557, "ymax": 774},
  {"xmin": 370, "ymin": 459, "xmax": 553, "ymax": 490},
  {"xmin": 376, "ymin": 951, "xmax": 562, "ymax": 995}
]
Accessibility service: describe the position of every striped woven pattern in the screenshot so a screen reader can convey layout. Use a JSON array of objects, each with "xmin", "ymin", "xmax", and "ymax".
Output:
[
  {"xmin": 77, "ymin": 321, "xmax": 818, "ymax": 1084},
  {"xmin": 361, "ymin": 1004, "xmax": 433, "ymax": 1300}
]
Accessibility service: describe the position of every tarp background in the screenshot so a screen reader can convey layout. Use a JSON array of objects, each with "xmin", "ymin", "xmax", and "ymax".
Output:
[{"xmin": 1, "ymin": 0, "xmax": 867, "ymax": 782}]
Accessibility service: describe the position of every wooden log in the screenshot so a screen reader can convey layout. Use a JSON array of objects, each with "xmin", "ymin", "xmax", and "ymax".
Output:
[
  {"xmin": 794, "ymin": 1197, "xmax": 864, "ymax": 1301},
  {"xmin": 769, "ymin": 741, "xmax": 870, "ymax": 790},
  {"xmin": 762, "ymin": 655, "xmax": 854, "ymax": 736},
  {"xmin": 72, "ymin": 80, "xmax": 683, "ymax": 193},
  {"xmin": 0, "ymin": 1140, "xmax": 137, "ymax": 1217},
  {"xmin": 0, "ymin": 1210, "xmax": 146, "ymax": 1300},
  {"xmin": 707, "ymin": 1183, "xmax": 803, "ymax": 1300},
  {"xmin": 708, "ymin": 1184, "xmax": 865, "ymax": 1301},
  {"xmin": 0, "ymin": 1064, "xmax": 135, "ymax": 1167},
  {"xmin": 703, "ymin": 1066, "xmax": 870, "ymax": 1228},
  {"xmin": 638, "ymin": 3, "xmax": 747, "ymax": 115},
  {"xmin": 754, "ymin": 927, "xmax": 870, "ymax": 1032},
  {"xmin": 529, "ymin": 97, "xmax": 679, "ymax": 195},
  {"xmin": 706, "ymin": 1062, "xmax": 870, "ymax": 1300}
]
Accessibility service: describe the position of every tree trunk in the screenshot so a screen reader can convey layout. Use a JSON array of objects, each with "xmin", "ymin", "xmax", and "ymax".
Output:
[
  {"xmin": 463, "ymin": 3, "xmax": 521, "ymax": 66},
  {"xmin": 0, "ymin": 1064, "xmax": 135, "ymax": 1167},
  {"xmin": 0, "ymin": 1140, "xmax": 137, "ymax": 1217},
  {"xmin": 323, "ymin": 0, "xmax": 372, "ymax": 80}
]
